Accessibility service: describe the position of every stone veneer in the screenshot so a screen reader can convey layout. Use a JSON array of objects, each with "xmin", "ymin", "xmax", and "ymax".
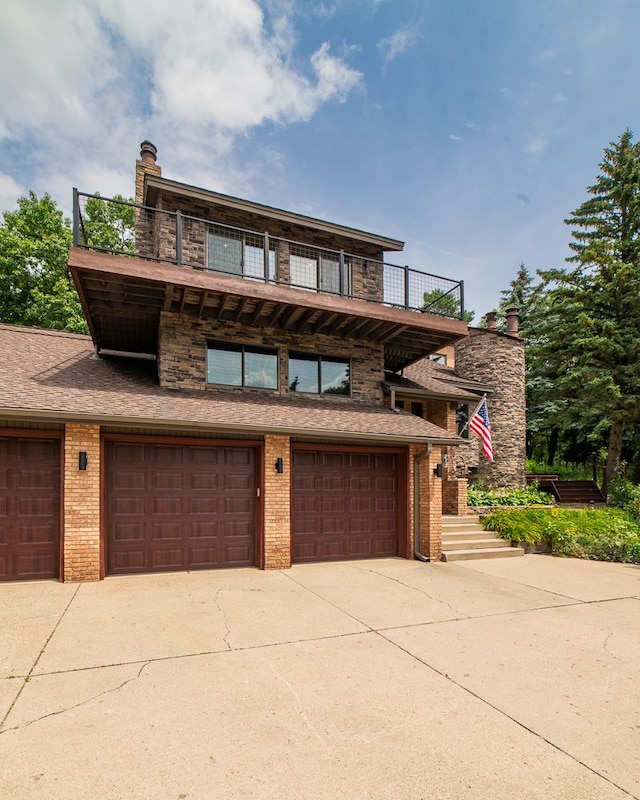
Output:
[
  {"xmin": 454, "ymin": 329, "xmax": 526, "ymax": 488},
  {"xmin": 263, "ymin": 435, "xmax": 291, "ymax": 569},
  {"xmin": 158, "ymin": 312, "xmax": 385, "ymax": 404}
]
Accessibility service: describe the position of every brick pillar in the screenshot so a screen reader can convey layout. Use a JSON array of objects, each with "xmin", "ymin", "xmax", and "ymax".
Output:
[
  {"xmin": 63, "ymin": 424, "xmax": 101, "ymax": 582},
  {"xmin": 442, "ymin": 477, "xmax": 468, "ymax": 515},
  {"xmin": 416, "ymin": 446, "xmax": 443, "ymax": 561},
  {"xmin": 263, "ymin": 435, "xmax": 291, "ymax": 569}
]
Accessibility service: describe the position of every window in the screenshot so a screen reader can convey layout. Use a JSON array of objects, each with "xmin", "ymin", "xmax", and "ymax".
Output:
[
  {"xmin": 456, "ymin": 403, "xmax": 469, "ymax": 438},
  {"xmin": 207, "ymin": 343, "xmax": 278, "ymax": 389},
  {"xmin": 288, "ymin": 354, "xmax": 350, "ymax": 396},
  {"xmin": 289, "ymin": 246, "xmax": 350, "ymax": 295},
  {"xmin": 207, "ymin": 227, "xmax": 275, "ymax": 281},
  {"xmin": 428, "ymin": 353, "xmax": 447, "ymax": 365}
]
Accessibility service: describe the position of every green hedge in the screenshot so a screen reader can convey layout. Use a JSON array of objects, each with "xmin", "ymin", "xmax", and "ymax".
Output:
[{"xmin": 482, "ymin": 507, "xmax": 640, "ymax": 563}]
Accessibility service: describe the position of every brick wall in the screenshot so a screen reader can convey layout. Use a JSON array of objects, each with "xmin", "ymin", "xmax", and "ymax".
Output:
[
  {"xmin": 158, "ymin": 312, "xmax": 385, "ymax": 403},
  {"xmin": 63, "ymin": 423, "xmax": 101, "ymax": 582},
  {"xmin": 263, "ymin": 435, "xmax": 291, "ymax": 569},
  {"xmin": 414, "ymin": 445, "xmax": 442, "ymax": 561}
]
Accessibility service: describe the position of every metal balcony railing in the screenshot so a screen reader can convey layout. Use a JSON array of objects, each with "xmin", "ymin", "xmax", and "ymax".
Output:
[{"xmin": 72, "ymin": 190, "xmax": 465, "ymax": 320}]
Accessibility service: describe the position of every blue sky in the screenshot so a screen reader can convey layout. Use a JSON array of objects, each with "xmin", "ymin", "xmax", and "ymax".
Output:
[{"xmin": 1, "ymin": 0, "xmax": 639, "ymax": 317}]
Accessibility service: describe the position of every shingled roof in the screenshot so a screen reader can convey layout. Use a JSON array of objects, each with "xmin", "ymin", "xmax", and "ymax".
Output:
[{"xmin": 0, "ymin": 325, "xmax": 460, "ymax": 445}]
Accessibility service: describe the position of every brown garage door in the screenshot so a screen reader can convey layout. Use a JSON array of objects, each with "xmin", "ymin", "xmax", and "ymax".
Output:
[
  {"xmin": 106, "ymin": 440, "xmax": 257, "ymax": 575},
  {"xmin": 292, "ymin": 448, "xmax": 401, "ymax": 563},
  {"xmin": 0, "ymin": 435, "xmax": 61, "ymax": 581}
]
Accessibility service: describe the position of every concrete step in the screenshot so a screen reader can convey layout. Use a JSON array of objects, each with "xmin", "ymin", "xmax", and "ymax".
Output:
[
  {"xmin": 442, "ymin": 530, "xmax": 498, "ymax": 542},
  {"xmin": 442, "ymin": 538, "xmax": 508, "ymax": 550},
  {"xmin": 441, "ymin": 515, "xmax": 524, "ymax": 561},
  {"xmin": 442, "ymin": 546, "xmax": 525, "ymax": 562}
]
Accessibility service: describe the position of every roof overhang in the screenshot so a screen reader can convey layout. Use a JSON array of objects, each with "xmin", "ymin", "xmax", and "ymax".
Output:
[
  {"xmin": 145, "ymin": 175, "xmax": 404, "ymax": 253},
  {"xmin": 69, "ymin": 249, "xmax": 469, "ymax": 372}
]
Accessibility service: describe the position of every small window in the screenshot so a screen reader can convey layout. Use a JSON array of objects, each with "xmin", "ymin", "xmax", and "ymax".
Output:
[
  {"xmin": 429, "ymin": 353, "xmax": 447, "ymax": 365},
  {"xmin": 207, "ymin": 343, "xmax": 278, "ymax": 389},
  {"xmin": 288, "ymin": 353, "xmax": 350, "ymax": 395},
  {"xmin": 289, "ymin": 246, "xmax": 350, "ymax": 295},
  {"xmin": 456, "ymin": 403, "xmax": 469, "ymax": 438},
  {"xmin": 207, "ymin": 227, "xmax": 275, "ymax": 281},
  {"xmin": 411, "ymin": 402, "xmax": 423, "ymax": 418}
]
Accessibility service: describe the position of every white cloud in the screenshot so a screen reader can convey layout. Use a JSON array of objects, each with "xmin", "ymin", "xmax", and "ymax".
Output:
[
  {"xmin": 0, "ymin": 0, "xmax": 362, "ymax": 210},
  {"xmin": 0, "ymin": 174, "xmax": 24, "ymax": 212},
  {"xmin": 449, "ymin": 134, "xmax": 464, "ymax": 142},
  {"xmin": 524, "ymin": 136, "xmax": 549, "ymax": 155},
  {"xmin": 377, "ymin": 23, "xmax": 420, "ymax": 67}
]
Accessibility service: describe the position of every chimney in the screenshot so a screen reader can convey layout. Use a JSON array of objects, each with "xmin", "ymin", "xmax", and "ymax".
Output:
[
  {"xmin": 135, "ymin": 140, "xmax": 161, "ymax": 205},
  {"xmin": 505, "ymin": 307, "xmax": 520, "ymax": 336},
  {"xmin": 140, "ymin": 140, "xmax": 158, "ymax": 164},
  {"xmin": 485, "ymin": 311, "xmax": 497, "ymax": 331}
]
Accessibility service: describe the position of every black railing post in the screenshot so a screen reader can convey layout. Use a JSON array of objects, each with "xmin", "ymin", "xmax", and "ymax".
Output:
[
  {"xmin": 175, "ymin": 211, "xmax": 182, "ymax": 265},
  {"xmin": 339, "ymin": 250, "xmax": 345, "ymax": 296},
  {"xmin": 264, "ymin": 233, "xmax": 270, "ymax": 282},
  {"xmin": 459, "ymin": 280, "xmax": 465, "ymax": 321},
  {"xmin": 404, "ymin": 265, "xmax": 410, "ymax": 310},
  {"xmin": 72, "ymin": 188, "xmax": 80, "ymax": 247}
]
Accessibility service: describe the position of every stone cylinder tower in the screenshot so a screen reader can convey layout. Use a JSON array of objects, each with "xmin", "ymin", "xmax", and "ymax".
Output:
[{"xmin": 454, "ymin": 309, "xmax": 526, "ymax": 488}]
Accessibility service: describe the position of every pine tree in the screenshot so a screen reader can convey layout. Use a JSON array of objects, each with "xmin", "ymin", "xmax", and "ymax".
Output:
[{"xmin": 537, "ymin": 129, "xmax": 640, "ymax": 492}]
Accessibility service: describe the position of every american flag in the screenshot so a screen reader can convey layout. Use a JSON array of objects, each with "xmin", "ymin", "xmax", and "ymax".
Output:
[{"xmin": 469, "ymin": 397, "xmax": 494, "ymax": 462}]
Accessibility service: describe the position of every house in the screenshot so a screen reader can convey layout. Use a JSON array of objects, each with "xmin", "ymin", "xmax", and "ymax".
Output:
[{"xmin": 0, "ymin": 142, "xmax": 523, "ymax": 583}]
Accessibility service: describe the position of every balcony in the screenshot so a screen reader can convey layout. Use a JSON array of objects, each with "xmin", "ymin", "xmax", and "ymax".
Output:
[{"xmin": 70, "ymin": 191, "xmax": 468, "ymax": 370}]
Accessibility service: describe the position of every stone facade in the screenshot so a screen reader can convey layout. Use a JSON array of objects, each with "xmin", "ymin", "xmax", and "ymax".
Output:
[
  {"xmin": 158, "ymin": 312, "xmax": 385, "ymax": 404},
  {"xmin": 454, "ymin": 329, "xmax": 526, "ymax": 488}
]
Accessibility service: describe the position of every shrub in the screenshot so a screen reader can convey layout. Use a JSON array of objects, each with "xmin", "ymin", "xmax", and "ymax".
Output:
[
  {"xmin": 467, "ymin": 484, "xmax": 553, "ymax": 507},
  {"xmin": 482, "ymin": 507, "xmax": 640, "ymax": 563},
  {"xmin": 608, "ymin": 478, "xmax": 640, "ymax": 521}
]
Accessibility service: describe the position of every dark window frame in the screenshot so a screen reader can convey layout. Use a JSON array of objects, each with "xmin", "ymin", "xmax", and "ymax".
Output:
[
  {"xmin": 207, "ymin": 341, "xmax": 279, "ymax": 390},
  {"xmin": 288, "ymin": 352, "xmax": 351, "ymax": 396}
]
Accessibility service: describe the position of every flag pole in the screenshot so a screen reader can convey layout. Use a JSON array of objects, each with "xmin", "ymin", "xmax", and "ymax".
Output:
[{"xmin": 458, "ymin": 394, "xmax": 486, "ymax": 436}]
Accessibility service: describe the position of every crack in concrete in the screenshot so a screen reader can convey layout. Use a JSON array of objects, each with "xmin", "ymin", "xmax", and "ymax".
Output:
[
  {"xmin": 352, "ymin": 563, "xmax": 467, "ymax": 617},
  {"xmin": 376, "ymin": 629, "xmax": 639, "ymax": 800},
  {"xmin": 212, "ymin": 588, "xmax": 232, "ymax": 650},
  {"xmin": 0, "ymin": 584, "xmax": 81, "ymax": 732},
  {"xmin": 0, "ymin": 661, "xmax": 151, "ymax": 735}
]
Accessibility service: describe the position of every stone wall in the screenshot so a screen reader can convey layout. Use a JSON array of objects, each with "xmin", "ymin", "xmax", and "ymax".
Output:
[
  {"xmin": 454, "ymin": 329, "xmax": 526, "ymax": 488},
  {"xmin": 158, "ymin": 312, "xmax": 385, "ymax": 404}
]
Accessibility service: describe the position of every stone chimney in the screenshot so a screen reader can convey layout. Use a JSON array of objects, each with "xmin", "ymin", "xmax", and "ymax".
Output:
[
  {"xmin": 505, "ymin": 307, "xmax": 520, "ymax": 337},
  {"xmin": 135, "ymin": 140, "xmax": 161, "ymax": 205},
  {"xmin": 485, "ymin": 311, "xmax": 497, "ymax": 331}
]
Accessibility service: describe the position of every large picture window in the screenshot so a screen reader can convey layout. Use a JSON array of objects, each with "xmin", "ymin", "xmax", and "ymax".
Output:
[
  {"xmin": 288, "ymin": 353, "xmax": 350, "ymax": 396},
  {"xmin": 207, "ymin": 343, "xmax": 278, "ymax": 389}
]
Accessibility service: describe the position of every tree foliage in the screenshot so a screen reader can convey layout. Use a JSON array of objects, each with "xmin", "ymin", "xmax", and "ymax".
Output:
[
  {"xmin": 531, "ymin": 130, "xmax": 640, "ymax": 491},
  {"xmin": 0, "ymin": 190, "xmax": 135, "ymax": 334},
  {"xmin": 422, "ymin": 289, "xmax": 475, "ymax": 323},
  {"xmin": 0, "ymin": 192, "xmax": 86, "ymax": 332}
]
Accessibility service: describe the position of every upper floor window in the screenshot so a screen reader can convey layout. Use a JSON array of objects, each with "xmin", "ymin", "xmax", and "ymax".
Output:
[
  {"xmin": 289, "ymin": 246, "xmax": 350, "ymax": 295},
  {"xmin": 207, "ymin": 342, "xmax": 278, "ymax": 389},
  {"xmin": 428, "ymin": 353, "xmax": 447, "ymax": 365},
  {"xmin": 208, "ymin": 226, "xmax": 275, "ymax": 281},
  {"xmin": 288, "ymin": 353, "xmax": 350, "ymax": 396}
]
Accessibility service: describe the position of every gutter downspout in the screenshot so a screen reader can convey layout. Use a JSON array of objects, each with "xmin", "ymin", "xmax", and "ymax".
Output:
[{"xmin": 414, "ymin": 443, "xmax": 432, "ymax": 562}]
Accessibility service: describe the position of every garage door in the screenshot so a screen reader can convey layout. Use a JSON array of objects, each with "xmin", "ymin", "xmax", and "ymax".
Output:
[
  {"xmin": 292, "ymin": 448, "xmax": 401, "ymax": 563},
  {"xmin": 106, "ymin": 440, "xmax": 257, "ymax": 575},
  {"xmin": 0, "ymin": 436, "xmax": 61, "ymax": 581}
]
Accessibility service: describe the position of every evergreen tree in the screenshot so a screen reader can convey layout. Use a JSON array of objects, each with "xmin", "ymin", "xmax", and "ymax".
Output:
[{"xmin": 537, "ymin": 129, "xmax": 640, "ymax": 492}]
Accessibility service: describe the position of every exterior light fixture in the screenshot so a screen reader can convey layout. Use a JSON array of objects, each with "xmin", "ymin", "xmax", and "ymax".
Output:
[
  {"xmin": 433, "ymin": 463, "xmax": 443, "ymax": 478},
  {"xmin": 275, "ymin": 457, "xmax": 284, "ymax": 474},
  {"xmin": 78, "ymin": 451, "xmax": 88, "ymax": 471}
]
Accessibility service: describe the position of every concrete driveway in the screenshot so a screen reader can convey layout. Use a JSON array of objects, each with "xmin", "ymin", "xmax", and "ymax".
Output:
[{"xmin": 1, "ymin": 555, "xmax": 639, "ymax": 800}]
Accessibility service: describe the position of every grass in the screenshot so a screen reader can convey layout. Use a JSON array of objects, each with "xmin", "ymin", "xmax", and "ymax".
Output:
[
  {"xmin": 525, "ymin": 459, "xmax": 594, "ymax": 481},
  {"xmin": 482, "ymin": 507, "xmax": 640, "ymax": 563}
]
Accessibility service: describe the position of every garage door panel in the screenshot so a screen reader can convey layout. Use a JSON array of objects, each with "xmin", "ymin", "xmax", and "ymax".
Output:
[
  {"xmin": 0, "ymin": 436, "xmax": 60, "ymax": 581},
  {"xmin": 292, "ymin": 448, "xmax": 400, "ymax": 564},
  {"xmin": 107, "ymin": 442, "xmax": 256, "ymax": 575},
  {"xmin": 112, "ymin": 522, "xmax": 144, "ymax": 542}
]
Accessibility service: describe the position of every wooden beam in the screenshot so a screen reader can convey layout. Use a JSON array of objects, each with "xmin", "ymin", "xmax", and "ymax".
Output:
[
  {"xmin": 233, "ymin": 296, "xmax": 250, "ymax": 322},
  {"xmin": 197, "ymin": 290, "xmax": 209, "ymax": 317}
]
